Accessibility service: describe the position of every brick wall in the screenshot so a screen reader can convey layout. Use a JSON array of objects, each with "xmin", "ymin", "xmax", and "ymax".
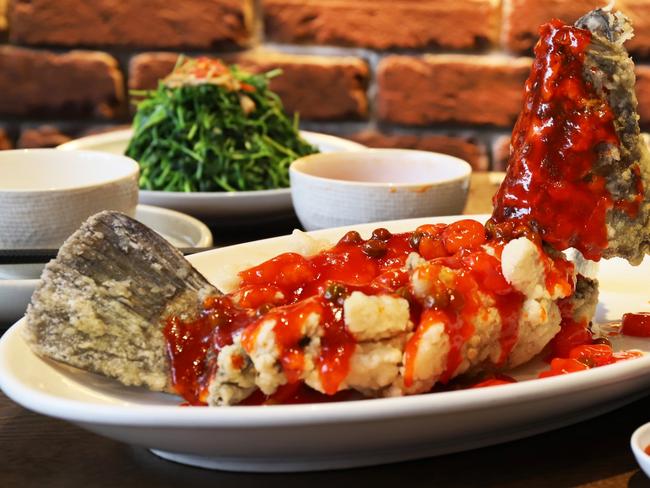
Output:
[{"xmin": 3, "ymin": 0, "xmax": 650, "ymax": 171}]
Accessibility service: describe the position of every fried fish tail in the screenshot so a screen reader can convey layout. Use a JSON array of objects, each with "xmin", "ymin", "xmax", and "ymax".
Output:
[{"xmin": 24, "ymin": 211, "xmax": 218, "ymax": 392}]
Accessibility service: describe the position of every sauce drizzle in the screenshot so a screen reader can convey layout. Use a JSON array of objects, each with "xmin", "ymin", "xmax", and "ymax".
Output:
[{"xmin": 164, "ymin": 221, "xmax": 575, "ymax": 404}]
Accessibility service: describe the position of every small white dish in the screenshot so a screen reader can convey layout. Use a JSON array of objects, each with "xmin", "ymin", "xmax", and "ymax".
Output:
[
  {"xmin": 0, "ymin": 263, "xmax": 46, "ymax": 281},
  {"xmin": 58, "ymin": 129, "xmax": 365, "ymax": 223},
  {"xmin": 1, "ymin": 215, "xmax": 650, "ymax": 472},
  {"xmin": 0, "ymin": 205, "xmax": 213, "ymax": 323},
  {"xmin": 0, "ymin": 149, "xmax": 139, "ymax": 249},
  {"xmin": 134, "ymin": 204, "xmax": 212, "ymax": 248},
  {"xmin": 0, "ymin": 280, "xmax": 34, "ymax": 326},
  {"xmin": 631, "ymin": 423, "xmax": 650, "ymax": 477},
  {"xmin": 289, "ymin": 149, "xmax": 472, "ymax": 231}
]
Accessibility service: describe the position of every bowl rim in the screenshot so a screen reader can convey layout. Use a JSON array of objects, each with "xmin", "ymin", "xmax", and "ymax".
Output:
[
  {"xmin": 57, "ymin": 128, "xmax": 366, "ymax": 196},
  {"xmin": 631, "ymin": 422, "xmax": 650, "ymax": 458},
  {"xmin": 289, "ymin": 148, "xmax": 473, "ymax": 188},
  {"xmin": 0, "ymin": 149, "xmax": 139, "ymax": 193}
]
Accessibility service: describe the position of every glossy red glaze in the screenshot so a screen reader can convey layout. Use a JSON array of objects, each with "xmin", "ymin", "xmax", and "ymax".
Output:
[
  {"xmin": 166, "ymin": 228, "xmax": 418, "ymax": 403},
  {"xmin": 621, "ymin": 312, "xmax": 650, "ymax": 337},
  {"xmin": 442, "ymin": 219, "xmax": 487, "ymax": 254},
  {"xmin": 539, "ymin": 357, "xmax": 589, "ymax": 378},
  {"xmin": 438, "ymin": 268, "xmax": 481, "ymax": 384},
  {"xmin": 165, "ymin": 221, "xmax": 575, "ymax": 405},
  {"xmin": 163, "ymin": 295, "xmax": 252, "ymax": 405},
  {"xmin": 489, "ymin": 19, "xmax": 642, "ymax": 261},
  {"xmin": 461, "ymin": 247, "xmax": 526, "ymax": 364},
  {"xmin": 163, "ymin": 315, "xmax": 214, "ymax": 405},
  {"xmin": 239, "ymin": 382, "xmax": 356, "ymax": 405},
  {"xmin": 539, "ymin": 341, "xmax": 641, "ymax": 378},
  {"xmin": 402, "ymin": 223, "xmax": 551, "ymax": 386},
  {"xmin": 235, "ymin": 284, "xmax": 285, "ymax": 309},
  {"xmin": 548, "ymin": 316, "xmax": 593, "ymax": 359},
  {"xmin": 569, "ymin": 344, "xmax": 616, "ymax": 367},
  {"xmin": 470, "ymin": 375, "xmax": 517, "ymax": 388}
]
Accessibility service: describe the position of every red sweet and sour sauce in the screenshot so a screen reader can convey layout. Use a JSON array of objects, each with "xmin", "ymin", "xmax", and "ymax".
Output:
[
  {"xmin": 163, "ymin": 220, "xmax": 574, "ymax": 405},
  {"xmin": 621, "ymin": 312, "xmax": 650, "ymax": 337}
]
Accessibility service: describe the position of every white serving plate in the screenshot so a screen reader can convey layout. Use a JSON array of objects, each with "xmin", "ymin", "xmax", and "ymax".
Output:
[
  {"xmin": 58, "ymin": 129, "xmax": 365, "ymax": 223},
  {"xmin": 0, "ymin": 204, "xmax": 213, "ymax": 324},
  {"xmin": 1, "ymin": 215, "xmax": 650, "ymax": 473}
]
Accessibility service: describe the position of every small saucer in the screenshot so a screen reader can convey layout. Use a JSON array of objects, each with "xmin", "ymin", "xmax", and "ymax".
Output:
[
  {"xmin": 0, "ymin": 263, "xmax": 44, "ymax": 281},
  {"xmin": 631, "ymin": 422, "xmax": 650, "ymax": 477},
  {"xmin": 0, "ymin": 205, "xmax": 213, "ymax": 324}
]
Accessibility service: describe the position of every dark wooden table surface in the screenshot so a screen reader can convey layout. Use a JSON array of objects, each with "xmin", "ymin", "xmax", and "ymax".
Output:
[{"xmin": 2, "ymin": 173, "xmax": 650, "ymax": 487}]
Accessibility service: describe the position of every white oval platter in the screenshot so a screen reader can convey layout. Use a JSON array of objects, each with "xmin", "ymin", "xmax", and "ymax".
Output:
[{"xmin": 1, "ymin": 215, "xmax": 650, "ymax": 472}]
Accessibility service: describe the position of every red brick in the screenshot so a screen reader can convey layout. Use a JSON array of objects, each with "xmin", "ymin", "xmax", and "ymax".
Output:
[
  {"xmin": 128, "ymin": 53, "xmax": 179, "ymax": 92},
  {"xmin": 0, "ymin": 46, "xmax": 124, "ymax": 118},
  {"xmin": 239, "ymin": 52, "xmax": 369, "ymax": 120},
  {"xmin": 129, "ymin": 51, "xmax": 369, "ymax": 120},
  {"xmin": 619, "ymin": 0, "xmax": 650, "ymax": 56},
  {"xmin": 0, "ymin": 0, "xmax": 7, "ymax": 33},
  {"xmin": 80, "ymin": 124, "xmax": 132, "ymax": 137},
  {"xmin": 635, "ymin": 65, "xmax": 650, "ymax": 127},
  {"xmin": 491, "ymin": 135, "xmax": 512, "ymax": 172},
  {"xmin": 377, "ymin": 55, "xmax": 532, "ymax": 127},
  {"xmin": 350, "ymin": 131, "xmax": 489, "ymax": 171},
  {"xmin": 264, "ymin": 0, "xmax": 499, "ymax": 50},
  {"xmin": 17, "ymin": 125, "xmax": 72, "ymax": 149},
  {"xmin": 9, "ymin": 0, "xmax": 252, "ymax": 49},
  {"xmin": 503, "ymin": 0, "xmax": 611, "ymax": 53},
  {"xmin": 0, "ymin": 128, "xmax": 12, "ymax": 150}
]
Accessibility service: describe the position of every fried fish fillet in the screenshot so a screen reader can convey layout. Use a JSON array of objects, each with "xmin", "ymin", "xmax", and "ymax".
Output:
[
  {"xmin": 24, "ymin": 212, "xmax": 579, "ymax": 406},
  {"xmin": 490, "ymin": 9, "xmax": 650, "ymax": 264}
]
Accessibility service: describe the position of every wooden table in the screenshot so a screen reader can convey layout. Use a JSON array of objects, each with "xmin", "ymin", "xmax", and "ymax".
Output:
[{"xmin": 2, "ymin": 173, "xmax": 649, "ymax": 487}]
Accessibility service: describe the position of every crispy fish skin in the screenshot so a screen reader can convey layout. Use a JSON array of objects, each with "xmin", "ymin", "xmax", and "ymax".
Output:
[
  {"xmin": 23, "ymin": 211, "xmax": 217, "ymax": 392},
  {"xmin": 575, "ymin": 9, "xmax": 650, "ymax": 264}
]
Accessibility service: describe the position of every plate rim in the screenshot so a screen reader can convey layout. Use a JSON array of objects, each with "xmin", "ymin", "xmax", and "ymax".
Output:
[
  {"xmin": 1, "ymin": 318, "xmax": 648, "ymax": 428},
  {"xmin": 135, "ymin": 203, "xmax": 213, "ymax": 248}
]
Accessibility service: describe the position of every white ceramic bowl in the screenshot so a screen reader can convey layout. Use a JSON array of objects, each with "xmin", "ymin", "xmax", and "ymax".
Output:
[
  {"xmin": 58, "ymin": 129, "xmax": 365, "ymax": 223},
  {"xmin": 631, "ymin": 422, "xmax": 650, "ymax": 477},
  {"xmin": 289, "ymin": 149, "xmax": 472, "ymax": 231},
  {"xmin": 0, "ymin": 149, "xmax": 139, "ymax": 249}
]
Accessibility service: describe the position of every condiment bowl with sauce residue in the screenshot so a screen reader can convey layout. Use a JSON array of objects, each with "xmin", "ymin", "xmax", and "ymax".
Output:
[
  {"xmin": 631, "ymin": 422, "xmax": 650, "ymax": 476},
  {"xmin": 289, "ymin": 149, "xmax": 472, "ymax": 231},
  {"xmin": 0, "ymin": 149, "xmax": 139, "ymax": 249}
]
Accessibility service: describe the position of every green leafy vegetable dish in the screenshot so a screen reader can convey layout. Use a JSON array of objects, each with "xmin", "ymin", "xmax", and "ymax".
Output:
[{"xmin": 125, "ymin": 57, "xmax": 319, "ymax": 192}]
